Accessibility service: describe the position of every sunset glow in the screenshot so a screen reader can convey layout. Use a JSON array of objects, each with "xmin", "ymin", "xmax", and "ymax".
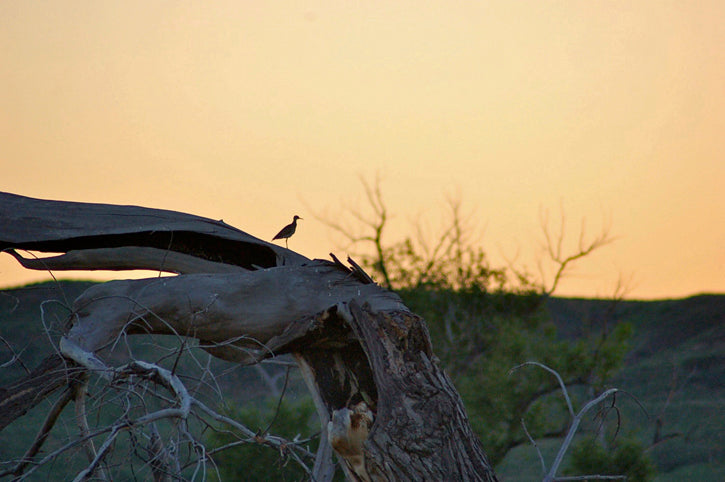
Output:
[{"xmin": 1, "ymin": 1, "xmax": 723, "ymax": 298}]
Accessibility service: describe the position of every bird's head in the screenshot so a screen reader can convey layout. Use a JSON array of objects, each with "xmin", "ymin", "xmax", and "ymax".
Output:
[{"xmin": 293, "ymin": 215, "xmax": 303, "ymax": 221}]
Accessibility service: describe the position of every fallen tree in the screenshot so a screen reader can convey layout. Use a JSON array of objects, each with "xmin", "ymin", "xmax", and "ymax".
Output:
[{"xmin": 0, "ymin": 192, "xmax": 498, "ymax": 481}]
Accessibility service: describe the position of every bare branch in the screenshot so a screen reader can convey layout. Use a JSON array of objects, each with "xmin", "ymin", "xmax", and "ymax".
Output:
[
  {"xmin": 192, "ymin": 399, "xmax": 316, "ymax": 460},
  {"xmin": 552, "ymin": 476, "xmax": 625, "ymax": 481},
  {"xmin": 513, "ymin": 361, "xmax": 630, "ymax": 482},
  {"xmin": 521, "ymin": 418, "xmax": 547, "ymax": 475},
  {"xmin": 509, "ymin": 361, "xmax": 575, "ymax": 417},
  {"xmin": 545, "ymin": 388, "xmax": 619, "ymax": 482},
  {"xmin": 1, "ymin": 385, "xmax": 75, "ymax": 478},
  {"xmin": 538, "ymin": 206, "xmax": 615, "ymax": 295},
  {"xmin": 0, "ymin": 335, "xmax": 30, "ymax": 371},
  {"xmin": 71, "ymin": 424, "xmax": 122, "ymax": 482},
  {"xmin": 73, "ymin": 376, "xmax": 109, "ymax": 481}
]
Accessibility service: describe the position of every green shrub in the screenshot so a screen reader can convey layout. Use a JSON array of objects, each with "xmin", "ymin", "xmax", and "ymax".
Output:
[{"xmin": 566, "ymin": 437, "xmax": 655, "ymax": 482}]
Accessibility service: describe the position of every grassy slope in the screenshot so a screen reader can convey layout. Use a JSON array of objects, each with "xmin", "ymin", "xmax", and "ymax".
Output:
[
  {"xmin": 496, "ymin": 295, "xmax": 724, "ymax": 481},
  {"xmin": 1, "ymin": 282, "xmax": 723, "ymax": 480}
]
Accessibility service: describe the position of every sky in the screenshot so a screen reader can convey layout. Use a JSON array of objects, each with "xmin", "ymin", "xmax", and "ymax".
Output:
[{"xmin": 1, "ymin": 1, "xmax": 723, "ymax": 299}]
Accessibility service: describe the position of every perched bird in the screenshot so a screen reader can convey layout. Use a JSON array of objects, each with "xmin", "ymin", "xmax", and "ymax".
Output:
[
  {"xmin": 272, "ymin": 215, "xmax": 302, "ymax": 248},
  {"xmin": 328, "ymin": 402, "xmax": 374, "ymax": 481}
]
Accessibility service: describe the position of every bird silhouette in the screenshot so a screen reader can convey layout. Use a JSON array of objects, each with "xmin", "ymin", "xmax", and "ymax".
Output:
[{"xmin": 272, "ymin": 215, "xmax": 302, "ymax": 248}]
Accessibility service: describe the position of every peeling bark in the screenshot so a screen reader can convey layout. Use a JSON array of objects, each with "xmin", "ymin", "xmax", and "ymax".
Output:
[
  {"xmin": 271, "ymin": 302, "xmax": 498, "ymax": 481},
  {"xmin": 0, "ymin": 354, "xmax": 81, "ymax": 431}
]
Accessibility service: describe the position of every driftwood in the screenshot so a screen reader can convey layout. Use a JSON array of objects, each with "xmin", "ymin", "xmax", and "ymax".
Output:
[{"xmin": 0, "ymin": 191, "xmax": 498, "ymax": 481}]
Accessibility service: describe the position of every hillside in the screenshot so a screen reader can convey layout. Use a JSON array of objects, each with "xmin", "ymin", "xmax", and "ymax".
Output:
[
  {"xmin": 1, "ymin": 281, "xmax": 723, "ymax": 480},
  {"xmin": 532, "ymin": 295, "xmax": 724, "ymax": 481}
]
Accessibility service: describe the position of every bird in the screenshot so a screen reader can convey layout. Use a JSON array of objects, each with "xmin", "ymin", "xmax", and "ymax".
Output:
[
  {"xmin": 328, "ymin": 402, "xmax": 374, "ymax": 480},
  {"xmin": 272, "ymin": 215, "xmax": 302, "ymax": 248}
]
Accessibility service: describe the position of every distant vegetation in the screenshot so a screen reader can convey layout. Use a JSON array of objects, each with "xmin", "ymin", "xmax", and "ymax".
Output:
[
  {"xmin": 2, "ymin": 281, "xmax": 722, "ymax": 480},
  {"xmin": 1, "ymin": 183, "xmax": 723, "ymax": 480}
]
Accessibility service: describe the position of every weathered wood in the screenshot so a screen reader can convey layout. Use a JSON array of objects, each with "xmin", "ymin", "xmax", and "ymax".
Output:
[
  {"xmin": 0, "ymin": 191, "xmax": 307, "ymax": 270},
  {"xmin": 267, "ymin": 302, "xmax": 498, "ymax": 481},
  {"xmin": 347, "ymin": 304, "xmax": 497, "ymax": 481},
  {"xmin": 5, "ymin": 247, "xmax": 247, "ymax": 274},
  {"xmin": 0, "ymin": 355, "xmax": 84, "ymax": 431},
  {"xmin": 64, "ymin": 264, "xmax": 404, "ymax": 363},
  {"xmin": 0, "ymin": 191, "xmax": 499, "ymax": 481}
]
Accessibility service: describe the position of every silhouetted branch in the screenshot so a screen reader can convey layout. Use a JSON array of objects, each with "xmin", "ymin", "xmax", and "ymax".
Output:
[
  {"xmin": 538, "ymin": 206, "xmax": 615, "ymax": 296},
  {"xmin": 512, "ymin": 361, "xmax": 627, "ymax": 482}
]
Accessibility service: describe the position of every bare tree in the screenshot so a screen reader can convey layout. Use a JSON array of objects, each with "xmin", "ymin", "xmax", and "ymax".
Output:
[
  {"xmin": 537, "ymin": 205, "xmax": 615, "ymax": 297},
  {"xmin": 313, "ymin": 174, "xmax": 393, "ymax": 289},
  {"xmin": 511, "ymin": 362, "xmax": 627, "ymax": 482},
  {"xmin": 312, "ymin": 181, "xmax": 638, "ymax": 472},
  {"xmin": 0, "ymin": 191, "xmax": 498, "ymax": 481}
]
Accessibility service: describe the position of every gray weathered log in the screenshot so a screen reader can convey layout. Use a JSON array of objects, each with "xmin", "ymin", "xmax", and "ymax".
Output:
[
  {"xmin": 6, "ymin": 247, "xmax": 247, "ymax": 274},
  {"xmin": 268, "ymin": 302, "xmax": 497, "ymax": 481},
  {"xmin": 0, "ymin": 191, "xmax": 498, "ymax": 481},
  {"xmin": 0, "ymin": 191, "xmax": 307, "ymax": 270},
  {"xmin": 64, "ymin": 265, "xmax": 404, "ymax": 363}
]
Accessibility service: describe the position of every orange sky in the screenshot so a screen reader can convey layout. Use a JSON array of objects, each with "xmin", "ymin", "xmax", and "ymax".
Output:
[{"xmin": 1, "ymin": 1, "xmax": 723, "ymax": 299}]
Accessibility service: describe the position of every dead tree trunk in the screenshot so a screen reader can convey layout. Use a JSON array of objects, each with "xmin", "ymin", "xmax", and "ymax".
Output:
[{"xmin": 0, "ymin": 191, "xmax": 498, "ymax": 481}]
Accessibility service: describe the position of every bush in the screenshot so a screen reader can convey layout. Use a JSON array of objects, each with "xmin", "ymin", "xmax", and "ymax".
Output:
[{"xmin": 566, "ymin": 437, "xmax": 655, "ymax": 481}]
